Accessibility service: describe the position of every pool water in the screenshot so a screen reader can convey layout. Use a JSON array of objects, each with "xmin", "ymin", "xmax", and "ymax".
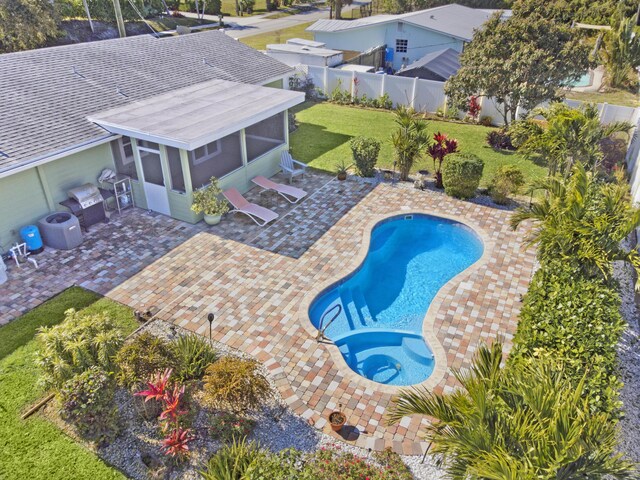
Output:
[
  {"xmin": 568, "ymin": 72, "xmax": 592, "ymax": 88},
  {"xmin": 309, "ymin": 214, "xmax": 483, "ymax": 386}
]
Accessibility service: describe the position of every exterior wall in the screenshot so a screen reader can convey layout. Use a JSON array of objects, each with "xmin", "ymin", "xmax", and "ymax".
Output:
[
  {"xmin": 314, "ymin": 23, "xmax": 463, "ymax": 71},
  {"xmin": 0, "ymin": 143, "xmax": 114, "ymax": 250},
  {"xmin": 263, "ymin": 78, "xmax": 284, "ymax": 89},
  {"xmin": 266, "ymin": 51, "xmax": 343, "ymax": 67}
]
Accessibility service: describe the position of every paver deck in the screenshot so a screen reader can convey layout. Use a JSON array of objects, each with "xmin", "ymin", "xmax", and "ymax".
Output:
[
  {"xmin": 107, "ymin": 174, "xmax": 535, "ymax": 454},
  {"xmin": 0, "ymin": 171, "xmax": 535, "ymax": 454}
]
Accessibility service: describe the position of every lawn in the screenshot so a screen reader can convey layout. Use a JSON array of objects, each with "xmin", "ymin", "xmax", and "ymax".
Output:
[
  {"xmin": 0, "ymin": 287, "xmax": 138, "ymax": 480},
  {"xmin": 563, "ymin": 88, "xmax": 640, "ymax": 108},
  {"xmin": 146, "ymin": 16, "xmax": 217, "ymax": 31},
  {"xmin": 289, "ymin": 102, "xmax": 547, "ymax": 188},
  {"xmin": 239, "ymin": 21, "xmax": 315, "ymax": 49}
]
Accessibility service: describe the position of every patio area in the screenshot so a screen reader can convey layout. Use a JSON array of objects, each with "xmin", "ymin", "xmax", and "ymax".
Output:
[{"xmin": 0, "ymin": 170, "xmax": 536, "ymax": 455}]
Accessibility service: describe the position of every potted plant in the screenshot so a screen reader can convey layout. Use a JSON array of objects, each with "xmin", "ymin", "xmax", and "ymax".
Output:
[
  {"xmin": 190, "ymin": 177, "xmax": 229, "ymax": 225},
  {"xmin": 328, "ymin": 407, "xmax": 346, "ymax": 432},
  {"xmin": 335, "ymin": 159, "xmax": 351, "ymax": 181}
]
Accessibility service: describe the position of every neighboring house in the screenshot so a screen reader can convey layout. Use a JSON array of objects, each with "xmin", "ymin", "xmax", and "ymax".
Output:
[
  {"xmin": 0, "ymin": 31, "xmax": 303, "ymax": 249},
  {"xmin": 307, "ymin": 4, "xmax": 504, "ymax": 71},
  {"xmin": 396, "ymin": 48, "xmax": 460, "ymax": 81},
  {"xmin": 266, "ymin": 43, "xmax": 344, "ymax": 67}
]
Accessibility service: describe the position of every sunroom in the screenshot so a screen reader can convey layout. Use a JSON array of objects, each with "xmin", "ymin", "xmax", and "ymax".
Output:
[{"xmin": 88, "ymin": 79, "xmax": 305, "ymax": 223}]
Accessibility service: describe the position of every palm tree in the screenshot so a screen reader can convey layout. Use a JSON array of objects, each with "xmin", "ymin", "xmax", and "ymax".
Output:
[
  {"xmin": 510, "ymin": 163, "xmax": 640, "ymax": 287},
  {"xmin": 509, "ymin": 102, "xmax": 631, "ymax": 177},
  {"xmin": 387, "ymin": 341, "xmax": 634, "ymax": 479},
  {"xmin": 390, "ymin": 107, "xmax": 430, "ymax": 181},
  {"xmin": 602, "ymin": 13, "xmax": 640, "ymax": 89}
]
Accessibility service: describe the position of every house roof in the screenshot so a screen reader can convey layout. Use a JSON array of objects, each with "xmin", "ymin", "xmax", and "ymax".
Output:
[
  {"xmin": 307, "ymin": 4, "xmax": 503, "ymax": 41},
  {"xmin": 0, "ymin": 31, "xmax": 292, "ymax": 176},
  {"xmin": 398, "ymin": 48, "xmax": 460, "ymax": 80},
  {"xmin": 286, "ymin": 38, "xmax": 327, "ymax": 48},
  {"xmin": 266, "ymin": 44, "xmax": 343, "ymax": 57},
  {"xmin": 88, "ymin": 79, "xmax": 304, "ymax": 151}
]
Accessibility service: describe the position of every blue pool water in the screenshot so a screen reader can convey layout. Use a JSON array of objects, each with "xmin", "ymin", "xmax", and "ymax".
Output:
[
  {"xmin": 568, "ymin": 72, "xmax": 592, "ymax": 88},
  {"xmin": 309, "ymin": 214, "xmax": 483, "ymax": 386}
]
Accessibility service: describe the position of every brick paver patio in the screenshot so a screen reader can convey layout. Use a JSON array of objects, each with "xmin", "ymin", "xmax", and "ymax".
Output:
[{"xmin": 1, "ymin": 171, "xmax": 535, "ymax": 454}]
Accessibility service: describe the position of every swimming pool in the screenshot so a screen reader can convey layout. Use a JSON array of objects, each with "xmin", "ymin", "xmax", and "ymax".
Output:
[
  {"xmin": 309, "ymin": 214, "xmax": 484, "ymax": 386},
  {"xmin": 568, "ymin": 72, "xmax": 592, "ymax": 88}
]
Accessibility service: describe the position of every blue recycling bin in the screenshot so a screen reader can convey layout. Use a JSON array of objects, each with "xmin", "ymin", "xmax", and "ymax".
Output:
[{"xmin": 20, "ymin": 224, "xmax": 44, "ymax": 254}]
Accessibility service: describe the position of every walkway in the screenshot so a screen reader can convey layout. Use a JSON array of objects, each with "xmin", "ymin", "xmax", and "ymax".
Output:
[{"xmin": 104, "ymin": 174, "xmax": 535, "ymax": 455}]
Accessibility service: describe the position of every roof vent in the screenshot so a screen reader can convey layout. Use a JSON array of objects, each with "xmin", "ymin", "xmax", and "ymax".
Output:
[
  {"xmin": 115, "ymin": 86, "xmax": 129, "ymax": 98},
  {"xmin": 71, "ymin": 66, "xmax": 85, "ymax": 78}
]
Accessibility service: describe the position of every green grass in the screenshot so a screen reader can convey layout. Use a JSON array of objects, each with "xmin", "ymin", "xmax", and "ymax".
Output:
[
  {"xmin": 146, "ymin": 16, "xmax": 217, "ymax": 31},
  {"xmin": 289, "ymin": 102, "xmax": 547, "ymax": 188},
  {"xmin": 0, "ymin": 287, "xmax": 138, "ymax": 480},
  {"xmin": 220, "ymin": 0, "xmax": 268, "ymax": 16},
  {"xmin": 239, "ymin": 21, "xmax": 315, "ymax": 50},
  {"xmin": 563, "ymin": 88, "xmax": 640, "ymax": 108}
]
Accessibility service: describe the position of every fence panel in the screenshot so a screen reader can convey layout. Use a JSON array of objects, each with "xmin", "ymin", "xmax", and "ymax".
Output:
[
  {"xmin": 354, "ymin": 72, "xmax": 384, "ymax": 100},
  {"xmin": 600, "ymin": 104, "xmax": 638, "ymax": 125},
  {"xmin": 384, "ymin": 75, "xmax": 416, "ymax": 108},
  {"xmin": 413, "ymin": 79, "xmax": 446, "ymax": 113},
  {"xmin": 327, "ymin": 69, "xmax": 353, "ymax": 95},
  {"xmin": 305, "ymin": 65, "xmax": 326, "ymax": 92}
]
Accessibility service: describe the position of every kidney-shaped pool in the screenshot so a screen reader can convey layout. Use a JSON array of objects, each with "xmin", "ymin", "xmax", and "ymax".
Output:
[{"xmin": 309, "ymin": 214, "xmax": 484, "ymax": 386}]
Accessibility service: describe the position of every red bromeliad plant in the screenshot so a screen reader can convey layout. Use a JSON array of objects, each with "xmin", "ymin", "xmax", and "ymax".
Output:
[
  {"xmin": 162, "ymin": 427, "xmax": 193, "ymax": 458},
  {"xmin": 468, "ymin": 95, "xmax": 481, "ymax": 121},
  {"xmin": 135, "ymin": 369, "xmax": 192, "ymax": 459},
  {"xmin": 427, "ymin": 132, "xmax": 458, "ymax": 188}
]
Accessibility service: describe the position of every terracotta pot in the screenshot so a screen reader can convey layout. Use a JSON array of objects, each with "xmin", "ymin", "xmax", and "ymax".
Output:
[
  {"xmin": 329, "ymin": 411, "xmax": 346, "ymax": 432},
  {"xmin": 204, "ymin": 214, "xmax": 222, "ymax": 225},
  {"xmin": 337, "ymin": 173, "xmax": 347, "ymax": 181}
]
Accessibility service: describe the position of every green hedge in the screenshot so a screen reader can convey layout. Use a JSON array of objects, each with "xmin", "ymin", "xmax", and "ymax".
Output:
[
  {"xmin": 441, "ymin": 152, "xmax": 484, "ymax": 199},
  {"xmin": 509, "ymin": 261, "xmax": 625, "ymax": 418}
]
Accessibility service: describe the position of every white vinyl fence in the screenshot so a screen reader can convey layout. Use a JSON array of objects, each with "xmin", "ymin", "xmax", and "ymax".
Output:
[{"xmin": 294, "ymin": 65, "xmax": 640, "ymax": 204}]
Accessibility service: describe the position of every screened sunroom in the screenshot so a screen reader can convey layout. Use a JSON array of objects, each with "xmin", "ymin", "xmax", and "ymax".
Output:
[{"xmin": 89, "ymin": 79, "xmax": 304, "ymax": 223}]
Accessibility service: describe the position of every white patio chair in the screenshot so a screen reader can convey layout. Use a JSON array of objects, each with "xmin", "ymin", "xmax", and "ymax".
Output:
[{"xmin": 280, "ymin": 151, "xmax": 307, "ymax": 184}]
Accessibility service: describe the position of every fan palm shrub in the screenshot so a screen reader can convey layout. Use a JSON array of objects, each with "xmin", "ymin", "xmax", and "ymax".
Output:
[
  {"xmin": 510, "ymin": 163, "xmax": 640, "ymax": 287},
  {"xmin": 508, "ymin": 103, "xmax": 631, "ymax": 176},
  {"xmin": 387, "ymin": 341, "xmax": 635, "ymax": 479},
  {"xmin": 390, "ymin": 106, "xmax": 430, "ymax": 181},
  {"xmin": 602, "ymin": 13, "xmax": 640, "ymax": 88}
]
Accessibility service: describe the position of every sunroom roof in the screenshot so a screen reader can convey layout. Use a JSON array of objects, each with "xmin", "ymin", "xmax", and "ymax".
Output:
[{"xmin": 88, "ymin": 79, "xmax": 305, "ymax": 151}]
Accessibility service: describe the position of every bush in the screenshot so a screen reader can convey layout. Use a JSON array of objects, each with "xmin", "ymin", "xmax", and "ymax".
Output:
[
  {"xmin": 329, "ymin": 80, "xmax": 352, "ymax": 105},
  {"xmin": 375, "ymin": 93, "xmax": 393, "ymax": 110},
  {"xmin": 489, "ymin": 165, "xmax": 525, "ymax": 204},
  {"xmin": 201, "ymin": 438, "xmax": 262, "ymax": 480},
  {"xmin": 172, "ymin": 334, "xmax": 217, "ymax": 382},
  {"xmin": 441, "ymin": 152, "xmax": 484, "ymax": 199},
  {"xmin": 509, "ymin": 261, "xmax": 626, "ymax": 418},
  {"xmin": 115, "ymin": 332, "xmax": 176, "ymax": 388},
  {"xmin": 479, "ymin": 115, "xmax": 493, "ymax": 127},
  {"xmin": 486, "ymin": 129, "xmax": 514, "ymax": 150},
  {"xmin": 202, "ymin": 357, "xmax": 270, "ymax": 412},
  {"xmin": 210, "ymin": 412, "xmax": 255, "ymax": 444},
  {"xmin": 36, "ymin": 309, "xmax": 126, "ymax": 388},
  {"xmin": 349, "ymin": 136, "xmax": 381, "ymax": 177},
  {"xmin": 303, "ymin": 448, "xmax": 413, "ymax": 480},
  {"xmin": 58, "ymin": 366, "xmax": 119, "ymax": 443}
]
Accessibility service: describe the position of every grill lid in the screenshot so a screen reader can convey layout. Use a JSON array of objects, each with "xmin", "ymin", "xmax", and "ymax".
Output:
[{"xmin": 68, "ymin": 183, "xmax": 103, "ymax": 209}]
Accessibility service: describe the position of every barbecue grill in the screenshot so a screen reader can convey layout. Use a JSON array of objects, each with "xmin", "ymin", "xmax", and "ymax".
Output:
[{"xmin": 59, "ymin": 183, "xmax": 109, "ymax": 230}]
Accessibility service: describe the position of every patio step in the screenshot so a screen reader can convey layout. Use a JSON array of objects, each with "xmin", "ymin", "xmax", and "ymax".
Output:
[
  {"xmin": 339, "ymin": 287, "xmax": 358, "ymax": 331},
  {"xmin": 351, "ymin": 286, "xmax": 373, "ymax": 326}
]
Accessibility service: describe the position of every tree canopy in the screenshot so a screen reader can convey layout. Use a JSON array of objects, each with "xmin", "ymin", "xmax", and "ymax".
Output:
[
  {"xmin": 444, "ymin": 13, "xmax": 592, "ymax": 125},
  {"xmin": 0, "ymin": 0, "xmax": 59, "ymax": 53},
  {"xmin": 512, "ymin": 0, "xmax": 638, "ymax": 25}
]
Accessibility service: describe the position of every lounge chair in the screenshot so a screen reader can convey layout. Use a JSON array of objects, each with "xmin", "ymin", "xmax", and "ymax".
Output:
[
  {"xmin": 251, "ymin": 176, "xmax": 307, "ymax": 204},
  {"xmin": 222, "ymin": 188, "xmax": 279, "ymax": 226},
  {"xmin": 280, "ymin": 151, "xmax": 307, "ymax": 183}
]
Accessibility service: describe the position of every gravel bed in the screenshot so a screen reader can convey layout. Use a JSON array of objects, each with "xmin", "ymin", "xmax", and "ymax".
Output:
[
  {"xmin": 91, "ymin": 319, "xmax": 446, "ymax": 479},
  {"xmin": 614, "ymin": 238, "xmax": 640, "ymax": 464}
]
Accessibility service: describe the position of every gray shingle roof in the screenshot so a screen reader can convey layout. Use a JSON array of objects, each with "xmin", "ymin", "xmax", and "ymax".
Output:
[
  {"xmin": 307, "ymin": 4, "xmax": 503, "ymax": 41},
  {"xmin": 398, "ymin": 48, "xmax": 460, "ymax": 80},
  {"xmin": 0, "ymin": 31, "xmax": 292, "ymax": 175}
]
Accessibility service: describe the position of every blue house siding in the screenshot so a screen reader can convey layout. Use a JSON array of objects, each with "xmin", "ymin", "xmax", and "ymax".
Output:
[{"xmin": 313, "ymin": 21, "xmax": 464, "ymax": 71}]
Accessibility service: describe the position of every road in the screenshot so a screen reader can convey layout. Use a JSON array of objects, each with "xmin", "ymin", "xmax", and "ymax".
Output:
[{"xmin": 181, "ymin": 2, "xmax": 366, "ymax": 39}]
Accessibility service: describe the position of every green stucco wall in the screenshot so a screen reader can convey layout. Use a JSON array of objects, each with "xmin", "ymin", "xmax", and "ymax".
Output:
[{"xmin": 0, "ymin": 144, "xmax": 114, "ymax": 251}]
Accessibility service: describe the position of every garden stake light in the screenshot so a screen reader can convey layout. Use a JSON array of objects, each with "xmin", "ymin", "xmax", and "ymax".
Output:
[{"xmin": 207, "ymin": 313, "xmax": 215, "ymax": 347}]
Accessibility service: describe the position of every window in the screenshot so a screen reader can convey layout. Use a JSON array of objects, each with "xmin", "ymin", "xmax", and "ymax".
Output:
[
  {"xmin": 395, "ymin": 39, "xmax": 408, "ymax": 53},
  {"xmin": 111, "ymin": 136, "xmax": 138, "ymax": 180},
  {"xmin": 191, "ymin": 140, "xmax": 221, "ymax": 166},
  {"xmin": 166, "ymin": 146, "xmax": 185, "ymax": 193},
  {"xmin": 245, "ymin": 112, "xmax": 286, "ymax": 163},
  {"xmin": 188, "ymin": 132, "xmax": 243, "ymax": 189}
]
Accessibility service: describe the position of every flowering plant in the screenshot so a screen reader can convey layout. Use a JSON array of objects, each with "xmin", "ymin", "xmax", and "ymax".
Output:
[
  {"xmin": 209, "ymin": 412, "xmax": 255, "ymax": 444},
  {"xmin": 427, "ymin": 132, "xmax": 458, "ymax": 188}
]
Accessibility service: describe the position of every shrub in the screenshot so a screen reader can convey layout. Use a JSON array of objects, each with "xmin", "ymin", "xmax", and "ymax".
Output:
[
  {"xmin": 489, "ymin": 165, "xmax": 525, "ymax": 204},
  {"xmin": 202, "ymin": 357, "xmax": 270, "ymax": 412},
  {"xmin": 441, "ymin": 153, "xmax": 484, "ymax": 199},
  {"xmin": 303, "ymin": 447, "xmax": 413, "ymax": 480},
  {"xmin": 210, "ymin": 412, "xmax": 255, "ymax": 444},
  {"xmin": 486, "ymin": 129, "xmax": 514, "ymax": 150},
  {"xmin": 36, "ymin": 309, "xmax": 126, "ymax": 388},
  {"xmin": 58, "ymin": 366, "xmax": 119, "ymax": 444},
  {"xmin": 288, "ymin": 73, "xmax": 316, "ymax": 101},
  {"xmin": 200, "ymin": 438, "xmax": 262, "ymax": 480},
  {"xmin": 427, "ymin": 131, "xmax": 458, "ymax": 188},
  {"xmin": 115, "ymin": 332, "xmax": 176, "ymax": 388},
  {"xmin": 171, "ymin": 334, "xmax": 218, "ymax": 382},
  {"xmin": 509, "ymin": 261, "xmax": 626, "ymax": 417},
  {"xmin": 349, "ymin": 136, "xmax": 381, "ymax": 177},
  {"xmin": 391, "ymin": 106, "xmax": 430, "ymax": 181},
  {"xmin": 329, "ymin": 80, "xmax": 351, "ymax": 105},
  {"xmin": 375, "ymin": 93, "xmax": 393, "ymax": 110},
  {"xmin": 467, "ymin": 95, "xmax": 481, "ymax": 121},
  {"xmin": 479, "ymin": 115, "xmax": 493, "ymax": 127}
]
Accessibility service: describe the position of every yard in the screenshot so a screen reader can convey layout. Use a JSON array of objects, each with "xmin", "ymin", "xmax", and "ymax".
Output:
[
  {"xmin": 239, "ymin": 21, "xmax": 315, "ymax": 49},
  {"xmin": 0, "ymin": 287, "xmax": 137, "ymax": 480},
  {"xmin": 563, "ymin": 88, "xmax": 640, "ymax": 108},
  {"xmin": 289, "ymin": 102, "xmax": 547, "ymax": 188}
]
